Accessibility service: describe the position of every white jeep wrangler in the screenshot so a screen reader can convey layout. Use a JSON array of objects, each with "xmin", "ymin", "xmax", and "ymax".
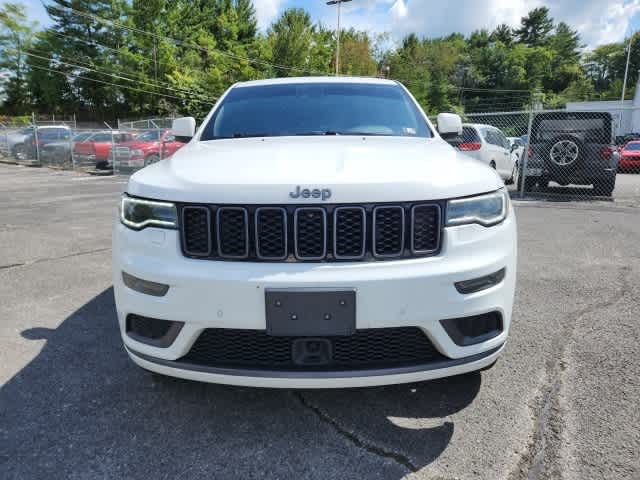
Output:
[{"xmin": 113, "ymin": 77, "xmax": 517, "ymax": 388}]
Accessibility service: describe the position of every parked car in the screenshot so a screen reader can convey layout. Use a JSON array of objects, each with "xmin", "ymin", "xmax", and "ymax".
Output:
[
  {"xmin": 3, "ymin": 126, "xmax": 33, "ymax": 157},
  {"xmin": 114, "ymin": 77, "xmax": 517, "ymax": 388},
  {"xmin": 13, "ymin": 126, "xmax": 71, "ymax": 160},
  {"xmin": 619, "ymin": 140, "xmax": 640, "ymax": 172},
  {"xmin": 518, "ymin": 112, "xmax": 618, "ymax": 196},
  {"xmin": 40, "ymin": 131, "xmax": 94, "ymax": 164},
  {"xmin": 507, "ymin": 136, "xmax": 525, "ymax": 160},
  {"xmin": 447, "ymin": 123, "xmax": 518, "ymax": 184},
  {"xmin": 112, "ymin": 129, "xmax": 186, "ymax": 169},
  {"xmin": 73, "ymin": 131, "xmax": 135, "ymax": 169}
]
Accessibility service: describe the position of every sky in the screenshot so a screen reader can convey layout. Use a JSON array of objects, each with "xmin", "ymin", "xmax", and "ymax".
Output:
[{"xmin": 5, "ymin": 0, "xmax": 640, "ymax": 49}]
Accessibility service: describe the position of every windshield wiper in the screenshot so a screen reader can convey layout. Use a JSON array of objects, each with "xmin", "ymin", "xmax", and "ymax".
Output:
[
  {"xmin": 294, "ymin": 131, "xmax": 340, "ymax": 136},
  {"xmin": 333, "ymin": 131, "xmax": 392, "ymax": 136},
  {"xmin": 231, "ymin": 132, "xmax": 273, "ymax": 138}
]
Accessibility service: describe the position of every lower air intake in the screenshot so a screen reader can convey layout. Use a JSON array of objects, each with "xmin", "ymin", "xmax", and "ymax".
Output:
[{"xmin": 178, "ymin": 327, "xmax": 445, "ymax": 371}]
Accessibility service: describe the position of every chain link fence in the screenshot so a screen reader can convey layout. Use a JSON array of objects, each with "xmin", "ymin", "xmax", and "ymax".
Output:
[
  {"xmin": 452, "ymin": 106, "xmax": 638, "ymax": 201},
  {"xmin": 0, "ymin": 115, "xmax": 186, "ymax": 176},
  {"xmin": 2, "ymin": 110, "xmax": 639, "ymax": 204}
]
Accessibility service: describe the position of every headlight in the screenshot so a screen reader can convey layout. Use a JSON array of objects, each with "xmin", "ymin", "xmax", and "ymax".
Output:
[
  {"xmin": 446, "ymin": 189, "xmax": 508, "ymax": 227},
  {"xmin": 120, "ymin": 194, "xmax": 177, "ymax": 230},
  {"xmin": 130, "ymin": 149, "xmax": 144, "ymax": 157}
]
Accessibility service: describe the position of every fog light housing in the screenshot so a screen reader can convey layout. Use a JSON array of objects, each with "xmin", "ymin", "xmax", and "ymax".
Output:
[
  {"xmin": 122, "ymin": 271, "xmax": 169, "ymax": 297},
  {"xmin": 454, "ymin": 268, "xmax": 505, "ymax": 294},
  {"xmin": 126, "ymin": 314, "xmax": 184, "ymax": 347},
  {"xmin": 440, "ymin": 311, "xmax": 503, "ymax": 346}
]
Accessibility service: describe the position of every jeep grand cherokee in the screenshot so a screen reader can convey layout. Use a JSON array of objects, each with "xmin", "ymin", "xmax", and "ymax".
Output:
[{"xmin": 113, "ymin": 77, "xmax": 517, "ymax": 388}]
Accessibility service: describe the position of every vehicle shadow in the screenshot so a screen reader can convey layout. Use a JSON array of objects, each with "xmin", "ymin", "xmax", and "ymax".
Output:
[{"xmin": 1, "ymin": 288, "xmax": 480, "ymax": 479}]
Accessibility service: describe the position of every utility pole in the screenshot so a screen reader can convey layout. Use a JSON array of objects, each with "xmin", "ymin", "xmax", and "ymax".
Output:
[
  {"xmin": 153, "ymin": 39, "xmax": 159, "ymax": 84},
  {"xmin": 326, "ymin": 0, "xmax": 353, "ymax": 75},
  {"xmin": 621, "ymin": 33, "xmax": 634, "ymax": 105}
]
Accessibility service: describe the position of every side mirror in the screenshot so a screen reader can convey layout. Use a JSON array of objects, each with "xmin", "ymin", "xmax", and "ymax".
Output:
[
  {"xmin": 172, "ymin": 117, "xmax": 196, "ymax": 142},
  {"xmin": 436, "ymin": 113, "xmax": 462, "ymax": 140},
  {"xmin": 511, "ymin": 144, "xmax": 518, "ymax": 152}
]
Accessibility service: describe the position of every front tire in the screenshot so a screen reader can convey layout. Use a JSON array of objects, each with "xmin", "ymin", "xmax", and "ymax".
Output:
[
  {"xmin": 506, "ymin": 162, "xmax": 518, "ymax": 185},
  {"xmin": 517, "ymin": 171, "xmax": 537, "ymax": 193},
  {"xmin": 13, "ymin": 144, "xmax": 26, "ymax": 160}
]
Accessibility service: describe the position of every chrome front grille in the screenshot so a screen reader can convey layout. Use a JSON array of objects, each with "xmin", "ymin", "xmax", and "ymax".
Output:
[{"xmin": 179, "ymin": 202, "xmax": 442, "ymax": 262}]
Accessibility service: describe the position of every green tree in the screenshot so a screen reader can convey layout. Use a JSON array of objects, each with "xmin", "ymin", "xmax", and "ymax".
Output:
[
  {"xmin": 515, "ymin": 7, "xmax": 554, "ymax": 47},
  {"xmin": 268, "ymin": 8, "xmax": 328, "ymax": 77},
  {"xmin": 490, "ymin": 24, "xmax": 513, "ymax": 46},
  {"xmin": 338, "ymin": 29, "xmax": 378, "ymax": 77},
  {"xmin": 37, "ymin": 0, "xmax": 130, "ymax": 119},
  {"xmin": 0, "ymin": 2, "xmax": 38, "ymax": 114},
  {"xmin": 584, "ymin": 42, "xmax": 626, "ymax": 95},
  {"xmin": 545, "ymin": 22, "xmax": 583, "ymax": 92}
]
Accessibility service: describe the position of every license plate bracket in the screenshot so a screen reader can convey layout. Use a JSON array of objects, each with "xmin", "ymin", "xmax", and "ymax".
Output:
[{"xmin": 265, "ymin": 289, "xmax": 356, "ymax": 337}]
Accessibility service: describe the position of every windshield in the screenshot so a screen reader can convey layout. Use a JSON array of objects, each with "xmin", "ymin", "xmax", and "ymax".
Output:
[
  {"xmin": 135, "ymin": 131, "xmax": 161, "ymax": 142},
  {"xmin": 201, "ymin": 82, "xmax": 432, "ymax": 140},
  {"xmin": 73, "ymin": 133, "xmax": 92, "ymax": 142},
  {"xmin": 625, "ymin": 143, "xmax": 640, "ymax": 151}
]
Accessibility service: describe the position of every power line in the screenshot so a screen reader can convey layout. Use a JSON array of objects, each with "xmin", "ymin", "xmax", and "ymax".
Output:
[
  {"xmin": 23, "ymin": 50, "xmax": 215, "ymax": 102},
  {"xmin": 25, "ymin": 48, "xmax": 213, "ymax": 100},
  {"xmin": 40, "ymin": 29, "xmax": 157, "ymax": 69},
  {"xmin": 28, "ymin": 63, "xmax": 214, "ymax": 105},
  {"xmin": 63, "ymin": 6, "xmax": 330, "ymax": 77},
  {"xmin": 459, "ymin": 87, "xmax": 531, "ymax": 93}
]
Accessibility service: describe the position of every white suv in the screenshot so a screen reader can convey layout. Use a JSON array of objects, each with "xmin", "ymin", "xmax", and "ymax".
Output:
[
  {"xmin": 113, "ymin": 77, "xmax": 517, "ymax": 388},
  {"xmin": 451, "ymin": 124, "xmax": 518, "ymax": 184}
]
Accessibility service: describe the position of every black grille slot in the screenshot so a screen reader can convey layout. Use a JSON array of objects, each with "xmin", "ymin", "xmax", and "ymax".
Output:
[
  {"xmin": 179, "ymin": 202, "xmax": 443, "ymax": 262},
  {"xmin": 178, "ymin": 327, "xmax": 444, "ymax": 371},
  {"xmin": 334, "ymin": 207, "xmax": 366, "ymax": 259},
  {"xmin": 295, "ymin": 208, "xmax": 326, "ymax": 260},
  {"xmin": 217, "ymin": 207, "xmax": 249, "ymax": 258},
  {"xmin": 373, "ymin": 206, "xmax": 405, "ymax": 257},
  {"xmin": 182, "ymin": 207, "xmax": 211, "ymax": 256},
  {"xmin": 255, "ymin": 207, "xmax": 287, "ymax": 260},
  {"xmin": 411, "ymin": 204, "xmax": 441, "ymax": 253}
]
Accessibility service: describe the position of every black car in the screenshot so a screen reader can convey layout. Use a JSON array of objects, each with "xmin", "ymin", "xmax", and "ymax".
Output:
[
  {"xmin": 40, "ymin": 131, "xmax": 93, "ymax": 164},
  {"xmin": 518, "ymin": 112, "xmax": 618, "ymax": 196},
  {"xmin": 20, "ymin": 127, "xmax": 72, "ymax": 161}
]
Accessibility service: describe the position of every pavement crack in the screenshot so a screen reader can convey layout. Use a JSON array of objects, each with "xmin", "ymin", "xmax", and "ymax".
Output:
[
  {"xmin": 292, "ymin": 391, "xmax": 418, "ymax": 473},
  {"xmin": 510, "ymin": 266, "xmax": 633, "ymax": 480},
  {"xmin": 1, "ymin": 247, "xmax": 111, "ymax": 271},
  {"xmin": 0, "ymin": 262, "xmax": 25, "ymax": 270}
]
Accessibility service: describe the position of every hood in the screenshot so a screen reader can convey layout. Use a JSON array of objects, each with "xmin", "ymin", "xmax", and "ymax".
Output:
[
  {"xmin": 127, "ymin": 136, "xmax": 503, "ymax": 204},
  {"xmin": 6, "ymin": 132, "xmax": 28, "ymax": 147}
]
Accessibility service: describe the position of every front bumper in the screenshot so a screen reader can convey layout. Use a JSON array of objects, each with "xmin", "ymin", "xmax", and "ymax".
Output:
[
  {"xmin": 113, "ymin": 212, "xmax": 517, "ymax": 388},
  {"xmin": 114, "ymin": 156, "xmax": 145, "ymax": 168}
]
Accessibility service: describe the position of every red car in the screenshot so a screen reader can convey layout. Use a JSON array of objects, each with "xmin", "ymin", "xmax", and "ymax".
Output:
[
  {"xmin": 73, "ymin": 131, "xmax": 135, "ymax": 169},
  {"xmin": 113, "ymin": 129, "xmax": 186, "ymax": 169},
  {"xmin": 619, "ymin": 141, "xmax": 640, "ymax": 172}
]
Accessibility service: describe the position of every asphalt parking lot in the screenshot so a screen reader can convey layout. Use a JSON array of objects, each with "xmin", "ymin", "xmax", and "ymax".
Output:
[{"xmin": 1, "ymin": 164, "xmax": 639, "ymax": 480}]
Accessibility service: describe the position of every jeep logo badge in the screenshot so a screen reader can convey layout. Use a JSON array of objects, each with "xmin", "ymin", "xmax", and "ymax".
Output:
[{"xmin": 289, "ymin": 186, "xmax": 332, "ymax": 201}]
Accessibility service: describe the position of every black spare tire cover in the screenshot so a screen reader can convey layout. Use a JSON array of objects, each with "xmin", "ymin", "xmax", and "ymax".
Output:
[{"xmin": 542, "ymin": 134, "xmax": 584, "ymax": 175}]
